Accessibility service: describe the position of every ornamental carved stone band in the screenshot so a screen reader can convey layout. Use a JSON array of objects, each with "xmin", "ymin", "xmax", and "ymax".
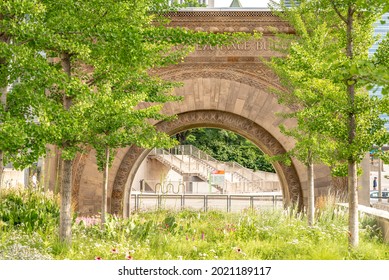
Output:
[
  {"xmin": 153, "ymin": 62, "xmax": 282, "ymax": 92},
  {"xmin": 165, "ymin": 10, "xmax": 293, "ymax": 35}
]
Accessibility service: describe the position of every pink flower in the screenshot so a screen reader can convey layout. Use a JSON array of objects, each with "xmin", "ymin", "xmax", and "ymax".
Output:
[
  {"xmin": 95, "ymin": 256, "xmax": 102, "ymax": 260},
  {"xmin": 125, "ymin": 255, "xmax": 133, "ymax": 260},
  {"xmin": 111, "ymin": 248, "xmax": 118, "ymax": 254}
]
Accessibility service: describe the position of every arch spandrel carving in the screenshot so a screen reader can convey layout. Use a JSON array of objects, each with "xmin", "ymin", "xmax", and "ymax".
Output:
[{"xmin": 153, "ymin": 61, "xmax": 282, "ymax": 93}]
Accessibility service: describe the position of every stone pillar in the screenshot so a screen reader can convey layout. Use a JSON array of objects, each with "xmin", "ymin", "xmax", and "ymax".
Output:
[{"xmin": 359, "ymin": 152, "xmax": 371, "ymax": 206}]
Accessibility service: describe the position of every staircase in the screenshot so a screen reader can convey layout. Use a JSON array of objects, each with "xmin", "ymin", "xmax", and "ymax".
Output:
[{"xmin": 149, "ymin": 145, "xmax": 269, "ymax": 193}]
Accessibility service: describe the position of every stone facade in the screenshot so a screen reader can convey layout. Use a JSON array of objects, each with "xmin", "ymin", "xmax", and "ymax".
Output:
[{"xmin": 61, "ymin": 9, "xmax": 332, "ymax": 216}]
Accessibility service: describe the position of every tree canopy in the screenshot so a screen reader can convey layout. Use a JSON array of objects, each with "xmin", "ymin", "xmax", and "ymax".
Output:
[
  {"xmin": 1, "ymin": 0, "xmax": 257, "ymax": 242},
  {"xmin": 178, "ymin": 128, "xmax": 275, "ymax": 173},
  {"xmin": 269, "ymin": 0, "xmax": 389, "ymax": 247}
]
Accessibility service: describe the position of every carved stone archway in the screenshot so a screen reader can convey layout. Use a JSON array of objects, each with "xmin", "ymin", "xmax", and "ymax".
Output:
[
  {"xmin": 61, "ymin": 9, "xmax": 333, "ymax": 216},
  {"xmin": 112, "ymin": 110, "xmax": 302, "ymax": 216}
]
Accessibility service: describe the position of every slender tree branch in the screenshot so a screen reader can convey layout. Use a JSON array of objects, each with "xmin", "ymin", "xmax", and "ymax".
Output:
[{"xmin": 329, "ymin": 0, "xmax": 348, "ymax": 24}]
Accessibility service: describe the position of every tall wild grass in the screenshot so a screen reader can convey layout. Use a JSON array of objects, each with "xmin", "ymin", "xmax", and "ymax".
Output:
[{"xmin": 0, "ymin": 188, "xmax": 388, "ymax": 260}]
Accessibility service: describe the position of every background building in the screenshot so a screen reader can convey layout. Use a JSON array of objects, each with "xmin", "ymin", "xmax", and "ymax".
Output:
[{"xmin": 370, "ymin": 13, "xmax": 389, "ymax": 130}]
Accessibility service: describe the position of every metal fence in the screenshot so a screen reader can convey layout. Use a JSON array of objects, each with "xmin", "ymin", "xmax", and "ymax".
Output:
[{"xmin": 128, "ymin": 193, "xmax": 283, "ymax": 214}]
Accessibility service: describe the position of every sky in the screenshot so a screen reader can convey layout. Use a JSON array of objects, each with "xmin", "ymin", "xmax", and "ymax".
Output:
[{"xmin": 214, "ymin": 0, "xmax": 272, "ymax": 7}]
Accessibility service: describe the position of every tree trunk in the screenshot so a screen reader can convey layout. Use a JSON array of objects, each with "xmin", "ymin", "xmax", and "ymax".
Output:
[
  {"xmin": 55, "ymin": 150, "xmax": 63, "ymax": 194},
  {"xmin": 59, "ymin": 158, "xmax": 73, "ymax": 244},
  {"xmin": 345, "ymin": 5, "xmax": 359, "ymax": 249},
  {"xmin": 307, "ymin": 149, "xmax": 315, "ymax": 226},
  {"xmin": 0, "ymin": 150, "xmax": 3, "ymax": 188},
  {"xmin": 101, "ymin": 146, "xmax": 109, "ymax": 228},
  {"xmin": 0, "ymin": 86, "xmax": 6, "ymax": 107},
  {"xmin": 1, "ymin": 19, "xmax": 10, "ymax": 185},
  {"xmin": 1, "ymin": 80, "xmax": 8, "ymax": 190},
  {"xmin": 348, "ymin": 160, "xmax": 359, "ymax": 248},
  {"xmin": 0, "ymin": 85, "xmax": 7, "ymax": 188},
  {"xmin": 59, "ymin": 52, "xmax": 73, "ymax": 244}
]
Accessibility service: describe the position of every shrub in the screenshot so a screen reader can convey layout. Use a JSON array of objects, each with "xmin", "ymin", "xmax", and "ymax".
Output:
[{"xmin": 0, "ymin": 188, "xmax": 60, "ymax": 233}]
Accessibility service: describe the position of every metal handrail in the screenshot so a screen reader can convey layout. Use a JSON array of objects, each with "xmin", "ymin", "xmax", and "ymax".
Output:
[
  {"xmin": 171, "ymin": 145, "xmax": 264, "ymax": 183},
  {"xmin": 129, "ymin": 192, "xmax": 283, "ymax": 214},
  {"xmin": 142, "ymin": 179, "xmax": 272, "ymax": 194},
  {"xmin": 150, "ymin": 145, "xmax": 275, "ymax": 193}
]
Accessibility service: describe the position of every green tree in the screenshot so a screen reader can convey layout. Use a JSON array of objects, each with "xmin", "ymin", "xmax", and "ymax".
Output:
[
  {"xmin": 181, "ymin": 128, "xmax": 275, "ymax": 172},
  {"xmin": 373, "ymin": 31, "xmax": 389, "ymax": 94},
  {"xmin": 374, "ymin": 33, "xmax": 389, "ymax": 70},
  {"xmin": 0, "ymin": 1, "xmax": 53, "ymax": 188},
  {"xmin": 19, "ymin": 0, "xmax": 255, "ymax": 243},
  {"xmin": 268, "ymin": 0, "xmax": 346, "ymax": 226},
  {"xmin": 1, "ymin": 0, "xmax": 256, "ymax": 244},
  {"xmin": 80, "ymin": 87, "xmax": 177, "ymax": 226},
  {"xmin": 269, "ymin": 0, "xmax": 389, "ymax": 247}
]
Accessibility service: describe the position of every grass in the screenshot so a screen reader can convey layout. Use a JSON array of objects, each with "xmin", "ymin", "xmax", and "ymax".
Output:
[{"xmin": 0, "ymin": 187, "xmax": 388, "ymax": 260}]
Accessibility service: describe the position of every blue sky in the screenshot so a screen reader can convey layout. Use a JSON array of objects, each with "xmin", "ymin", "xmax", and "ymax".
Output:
[{"xmin": 214, "ymin": 0, "xmax": 272, "ymax": 7}]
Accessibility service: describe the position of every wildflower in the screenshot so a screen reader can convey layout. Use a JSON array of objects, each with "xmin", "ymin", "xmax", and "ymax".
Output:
[
  {"xmin": 111, "ymin": 248, "xmax": 118, "ymax": 254},
  {"xmin": 125, "ymin": 255, "xmax": 133, "ymax": 260},
  {"xmin": 201, "ymin": 232, "xmax": 205, "ymax": 240},
  {"xmin": 95, "ymin": 256, "xmax": 102, "ymax": 260},
  {"xmin": 178, "ymin": 256, "xmax": 183, "ymax": 260}
]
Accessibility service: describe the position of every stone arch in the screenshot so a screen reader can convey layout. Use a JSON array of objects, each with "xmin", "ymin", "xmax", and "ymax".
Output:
[
  {"xmin": 73, "ymin": 76, "xmax": 333, "ymax": 217},
  {"xmin": 112, "ymin": 110, "xmax": 303, "ymax": 216},
  {"xmin": 53, "ymin": 9, "xmax": 335, "ymax": 217}
]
